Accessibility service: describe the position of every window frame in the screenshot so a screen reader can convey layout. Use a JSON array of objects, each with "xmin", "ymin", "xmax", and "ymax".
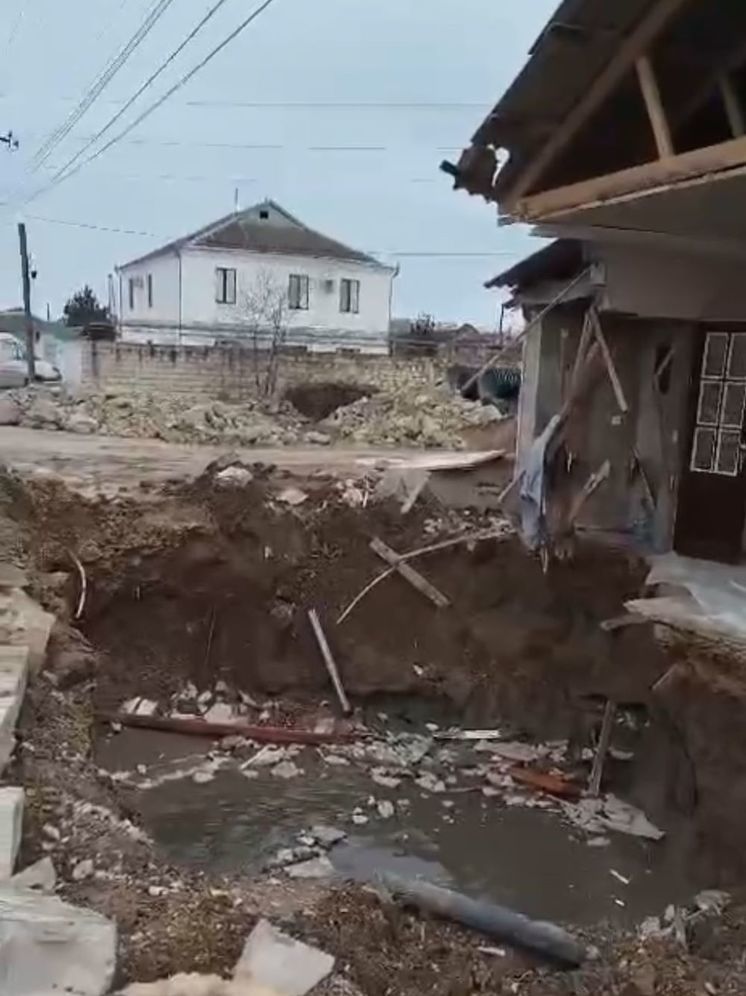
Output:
[
  {"xmin": 128, "ymin": 277, "xmax": 135, "ymax": 311},
  {"xmin": 288, "ymin": 273, "xmax": 309, "ymax": 311},
  {"xmin": 215, "ymin": 266, "xmax": 237, "ymax": 305},
  {"xmin": 147, "ymin": 273, "xmax": 153, "ymax": 309},
  {"xmin": 340, "ymin": 277, "xmax": 360, "ymax": 314},
  {"xmin": 690, "ymin": 331, "xmax": 746, "ymax": 476}
]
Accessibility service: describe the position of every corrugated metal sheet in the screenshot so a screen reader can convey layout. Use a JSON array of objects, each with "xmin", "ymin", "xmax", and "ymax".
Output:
[{"xmin": 470, "ymin": 0, "xmax": 656, "ymax": 194}]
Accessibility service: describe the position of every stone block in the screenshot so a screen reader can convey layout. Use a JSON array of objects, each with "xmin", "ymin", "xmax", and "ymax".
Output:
[
  {"xmin": 0, "ymin": 787, "xmax": 24, "ymax": 879},
  {"xmin": 233, "ymin": 919, "xmax": 334, "ymax": 996}
]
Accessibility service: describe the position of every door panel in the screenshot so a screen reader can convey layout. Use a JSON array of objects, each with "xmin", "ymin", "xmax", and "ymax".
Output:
[{"xmin": 674, "ymin": 330, "xmax": 746, "ymax": 563}]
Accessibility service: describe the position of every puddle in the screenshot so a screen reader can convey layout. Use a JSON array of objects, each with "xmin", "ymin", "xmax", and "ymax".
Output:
[{"xmin": 97, "ymin": 729, "xmax": 693, "ymax": 926}]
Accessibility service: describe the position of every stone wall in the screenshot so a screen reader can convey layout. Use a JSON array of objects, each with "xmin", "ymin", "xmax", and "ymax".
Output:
[{"xmin": 81, "ymin": 342, "xmax": 445, "ymax": 400}]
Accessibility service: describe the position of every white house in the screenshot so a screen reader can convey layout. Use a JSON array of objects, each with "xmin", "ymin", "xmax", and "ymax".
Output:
[{"xmin": 115, "ymin": 200, "xmax": 396, "ymax": 352}]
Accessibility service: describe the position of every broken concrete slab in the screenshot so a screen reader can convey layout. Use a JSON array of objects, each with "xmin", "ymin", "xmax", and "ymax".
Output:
[
  {"xmin": 123, "ymin": 973, "xmax": 276, "ymax": 995},
  {"xmin": 233, "ymin": 918, "xmax": 334, "ymax": 995},
  {"xmin": 0, "ymin": 885, "xmax": 116, "ymax": 995},
  {"xmin": 0, "ymin": 786, "xmax": 24, "ymax": 879},
  {"xmin": 9, "ymin": 857, "xmax": 56, "ymax": 894},
  {"xmin": 284, "ymin": 856, "xmax": 334, "ymax": 880},
  {"xmin": 6, "ymin": 591, "xmax": 54, "ymax": 672},
  {"xmin": 0, "ymin": 647, "xmax": 29, "ymax": 772},
  {"xmin": 310, "ymin": 825, "xmax": 347, "ymax": 847}
]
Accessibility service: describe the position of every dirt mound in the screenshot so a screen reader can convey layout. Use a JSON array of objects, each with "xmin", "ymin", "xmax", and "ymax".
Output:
[{"xmin": 284, "ymin": 382, "xmax": 376, "ymax": 421}]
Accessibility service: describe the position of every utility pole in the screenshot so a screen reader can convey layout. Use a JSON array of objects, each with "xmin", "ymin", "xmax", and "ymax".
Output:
[{"xmin": 17, "ymin": 223, "xmax": 35, "ymax": 383}]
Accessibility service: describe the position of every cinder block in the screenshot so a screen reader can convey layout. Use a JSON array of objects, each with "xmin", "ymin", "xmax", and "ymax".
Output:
[{"xmin": 0, "ymin": 786, "xmax": 24, "ymax": 879}]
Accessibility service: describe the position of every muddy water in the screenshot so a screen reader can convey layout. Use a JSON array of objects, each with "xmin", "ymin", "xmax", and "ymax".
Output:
[{"xmin": 98, "ymin": 729, "xmax": 692, "ymax": 927}]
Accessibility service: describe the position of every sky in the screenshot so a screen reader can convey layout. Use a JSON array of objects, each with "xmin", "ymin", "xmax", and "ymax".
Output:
[{"xmin": 0, "ymin": 0, "xmax": 557, "ymax": 326}]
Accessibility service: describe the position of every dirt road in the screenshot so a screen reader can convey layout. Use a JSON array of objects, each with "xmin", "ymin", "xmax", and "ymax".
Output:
[{"xmin": 0, "ymin": 426, "xmax": 467, "ymax": 489}]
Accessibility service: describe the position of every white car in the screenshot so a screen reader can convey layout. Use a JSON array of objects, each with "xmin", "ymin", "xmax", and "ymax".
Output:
[{"xmin": 0, "ymin": 333, "xmax": 61, "ymax": 388}]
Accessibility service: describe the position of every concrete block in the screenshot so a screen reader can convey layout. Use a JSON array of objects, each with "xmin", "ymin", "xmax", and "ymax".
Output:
[
  {"xmin": 7, "ymin": 593, "xmax": 53, "ymax": 672},
  {"xmin": 233, "ymin": 919, "xmax": 334, "ymax": 996},
  {"xmin": 0, "ymin": 885, "xmax": 116, "ymax": 995},
  {"xmin": 0, "ymin": 787, "xmax": 24, "ymax": 879}
]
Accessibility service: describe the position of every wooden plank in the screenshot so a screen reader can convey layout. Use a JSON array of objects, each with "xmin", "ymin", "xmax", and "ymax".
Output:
[
  {"xmin": 636, "ymin": 54, "xmax": 674, "ymax": 158},
  {"xmin": 588, "ymin": 700, "xmax": 616, "ymax": 797},
  {"xmin": 515, "ymin": 134, "xmax": 746, "ymax": 221},
  {"xmin": 505, "ymin": 0, "xmax": 692, "ymax": 205},
  {"xmin": 589, "ymin": 308, "xmax": 629, "ymax": 414},
  {"xmin": 566, "ymin": 460, "xmax": 611, "ymax": 528},
  {"xmin": 308, "ymin": 608, "xmax": 352, "ymax": 716},
  {"xmin": 720, "ymin": 74, "xmax": 745, "ymax": 138},
  {"xmin": 369, "ymin": 536, "xmax": 449, "ymax": 610}
]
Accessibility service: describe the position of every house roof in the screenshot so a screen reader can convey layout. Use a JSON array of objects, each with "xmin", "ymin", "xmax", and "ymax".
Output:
[
  {"xmin": 0, "ymin": 309, "xmax": 62, "ymax": 338},
  {"xmin": 119, "ymin": 199, "xmax": 389, "ymax": 270},
  {"xmin": 451, "ymin": 0, "xmax": 654, "ymax": 198},
  {"xmin": 486, "ymin": 239, "xmax": 584, "ymax": 290}
]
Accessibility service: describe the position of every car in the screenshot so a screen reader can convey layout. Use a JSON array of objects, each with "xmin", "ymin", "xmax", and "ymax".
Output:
[{"xmin": 0, "ymin": 333, "xmax": 62, "ymax": 388}]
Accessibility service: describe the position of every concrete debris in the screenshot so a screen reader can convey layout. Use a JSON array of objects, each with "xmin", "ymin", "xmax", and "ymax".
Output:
[
  {"xmin": 9, "ymin": 857, "xmax": 56, "ymax": 894},
  {"xmin": 376, "ymin": 800, "xmax": 395, "ymax": 819},
  {"xmin": 477, "ymin": 740, "xmax": 546, "ymax": 763},
  {"xmin": 0, "ymin": 885, "xmax": 117, "ymax": 996},
  {"xmin": 242, "ymin": 746, "xmax": 292, "ymax": 768},
  {"xmin": 369, "ymin": 768, "xmax": 402, "ymax": 789},
  {"xmin": 42, "ymin": 822, "xmax": 61, "ymax": 841},
  {"xmin": 310, "ymin": 825, "xmax": 347, "ymax": 847},
  {"xmin": 0, "ymin": 398, "xmax": 21, "ymax": 426},
  {"xmin": 234, "ymin": 918, "xmax": 335, "ymax": 995},
  {"xmin": 562, "ymin": 795, "xmax": 665, "ymax": 841},
  {"xmin": 215, "ymin": 466, "xmax": 254, "ymax": 489},
  {"xmin": 351, "ymin": 813, "xmax": 368, "ymax": 826},
  {"xmin": 72, "ymin": 858, "xmax": 95, "ymax": 881},
  {"xmin": 122, "ymin": 973, "xmax": 260, "ymax": 995},
  {"xmin": 123, "ymin": 697, "xmax": 158, "ymax": 717},
  {"xmin": 415, "ymin": 772, "xmax": 446, "ymax": 794},
  {"xmin": 0, "ymin": 786, "xmax": 24, "ymax": 879},
  {"xmin": 284, "ymin": 856, "xmax": 335, "ymax": 879},
  {"xmin": 276, "ymin": 487, "xmax": 309, "ymax": 507},
  {"xmin": 271, "ymin": 760, "xmax": 301, "ymax": 780},
  {"xmin": 321, "ymin": 384, "xmax": 506, "ymax": 449}
]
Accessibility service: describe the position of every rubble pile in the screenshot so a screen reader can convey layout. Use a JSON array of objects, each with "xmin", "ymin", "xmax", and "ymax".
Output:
[
  {"xmin": 3, "ymin": 384, "xmax": 506, "ymax": 450},
  {"xmin": 8, "ymin": 389, "xmax": 321, "ymax": 447},
  {"xmin": 320, "ymin": 384, "xmax": 505, "ymax": 448}
]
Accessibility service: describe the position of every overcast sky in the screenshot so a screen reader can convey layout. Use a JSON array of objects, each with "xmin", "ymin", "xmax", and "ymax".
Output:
[{"xmin": 0, "ymin": 0, "xmax": 556, "ymax": 326}]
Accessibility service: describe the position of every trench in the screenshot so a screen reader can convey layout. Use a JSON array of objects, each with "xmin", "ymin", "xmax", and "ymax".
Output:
[{"xmin": 31, "ymin": 473, "xmax": 717, "ymax": 933}]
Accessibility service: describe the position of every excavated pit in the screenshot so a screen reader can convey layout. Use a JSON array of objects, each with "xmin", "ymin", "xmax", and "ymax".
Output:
[{"xmin": 12, "ymin": 464, "xmax": 746, "ymax": 987}]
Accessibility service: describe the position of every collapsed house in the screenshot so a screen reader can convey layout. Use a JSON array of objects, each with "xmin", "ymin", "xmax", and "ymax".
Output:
[{"xmin": 445, "ymin": 0, "xmax": 746, "ymax": 567}]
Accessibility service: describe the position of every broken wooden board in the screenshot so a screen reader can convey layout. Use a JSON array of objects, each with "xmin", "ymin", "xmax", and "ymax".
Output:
[{"xmin": 369, "ymin": 537, "xmax": 450, "ymax": 610}]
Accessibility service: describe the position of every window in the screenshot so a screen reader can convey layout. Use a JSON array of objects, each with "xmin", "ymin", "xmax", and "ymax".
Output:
[
  {"xmin": 340, "ymin": 278, "xmax": 360, "ymax": 314},
  {"xmin": 259, "ymin": 208, "xmax": 269, "ymax": 220},
  {"xmin": 215, "ymin": 267, "xmax": 236, "ymax": 305},
  {"xmin": 147, "ymin": 273, "xmax": 153, "ymax": 309},
  {"xmin": 128, "ymin": 277, "xmax": 135, "ymax": 310},
  {"xmin": 690, "ymin": 332, "xmax": 746, "ymax": 476},
  {"xmin": 288, "ymin": 274, "xmax": 309, "ymax": 310}
]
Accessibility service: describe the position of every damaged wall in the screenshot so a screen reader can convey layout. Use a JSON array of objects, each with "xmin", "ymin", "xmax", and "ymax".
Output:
[
  {"xmin": 81, "ymin": 342, "xmax": 445, "ymax": 400},
  {"xmin": 519, "ymin": 305, "xmax": 693, "ymax": 552}
]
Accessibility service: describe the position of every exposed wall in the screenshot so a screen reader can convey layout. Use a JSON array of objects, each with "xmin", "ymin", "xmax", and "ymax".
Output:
[
  {"xmin": 81, "ymin": 341, "xmax": 444, "ymax": 400},
  {"xmin": 119, "ymin": 248, "xmax": 394, "ymax": 343},
  {"xmin": 518, "ymin": 304, "xmax": 693, "ymax": 552}
]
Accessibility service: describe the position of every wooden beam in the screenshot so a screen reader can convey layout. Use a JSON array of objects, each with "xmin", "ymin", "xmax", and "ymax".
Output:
[
  {"xmin": 720, "ymin": 74, "xmax": 745, "ymax": 138},
  {"xmin": 504, "ymin": 0, "xmax": 692, "ymax": 206},
  {"xmin": 636, "ymin": 54, "xmax": 674, "ymax": 158},
  {"xmin": 589, "ymin": 308, "xmax": 629, "ymax": 414},
  {"xmin": 514, "ymin": 134, "xmax": 746, "ymax": 221},
  {"xmin": 369, "ymin": 537, "xmax": 450, "ymax": 610},
  {"xmin": 588, "ymin": 700, "xmax": 616, "ymax": 797}
]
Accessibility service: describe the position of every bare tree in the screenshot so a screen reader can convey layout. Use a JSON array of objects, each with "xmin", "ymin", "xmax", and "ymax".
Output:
[{"xmin": 241, "ymin": 270, "xmax": 289, "ymax": 398}]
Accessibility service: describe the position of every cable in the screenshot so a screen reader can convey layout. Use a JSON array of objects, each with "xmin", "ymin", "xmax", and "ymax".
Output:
[
  {"xmin": 26, "ymin": 0, "xmax": 281, "ymax": 203},
  {"xmin": 26, "ymin": 213, "xmax": 519, "ymax": 258},
  {"xmin": 52, "ymin": 0, "xmax": 234, "ymax": 182},
  {"xmin": 29, "ymin": 0, "xmax": 177, "ymax": 171}
]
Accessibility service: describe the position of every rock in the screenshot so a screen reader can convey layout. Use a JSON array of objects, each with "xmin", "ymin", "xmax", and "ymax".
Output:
[
  {"xmin": 0, "ymin": 399, "xmax": 21, "ymax": 426},
  {"xmin": 72, "ymin": 858, "xmax": 95, "ymax": 881},
  {"xmin": 284, "ymin": 856, "xmax": 334, "ymax": 879},
  {"xmin": 276, "ymin": 486, "xmax": 309, "ymax": 507},
  {"xmin": 202, "ymin": 703, "xmax": 236, "ymax": 724},
  {"xmin": 233, "ymin": 918, "xmax": 335, "ymax": 995},
  {"xmin": 376, "ymin": 800, "xmax": 395, "ymax": 819},
  {"xmin": 370, "ymin": 769, "xmax": 402, "ymax": 790},
  {"xmin": 123, "ymin": 973, "xmax": 247, "ymax": 995},
  {"xmin": 24, "ymin": 397, "xmax": 61, "ymax": 429},
  {"xmin": 10, "ymin": 857, "xmax": 56, "ymax": 894},
  {"xmin": 310, "ymin": 825, "xmax": 347, "ymax": 847},
  {"xmin": 65, "ymin": 412, "xmax": 98, "ymax": 435},
  {"xmin": 415, "ymin": 772, "xmax": 446, "ymax": 794},
  {"xmin": 215, "ymin": 466, "xmax": 254, "ymax": 489},
  {"xmin": 220, "ymin": 735, "xmax": 246, "ymax": 752},
  {"xmin": 629, "ymin": 963, "xmax": 657, "ymax": 996},
  {"xmin": 271, "ymin": 760, "xmax": 301, "ymax": 780},
  {"xmin": 0, "ymin": 787, "xmax": 24, "ymax": 878},
  {"xmin": 351, "ymin": 813, "xmax": 368, "ymax": 826},
  {"xmin": 303, "ymin": 430, "xmax": 331, "ymax": 446},
  {"xmin": 0, "ymin": 885, "xmax": 116, "ymax": 995}
]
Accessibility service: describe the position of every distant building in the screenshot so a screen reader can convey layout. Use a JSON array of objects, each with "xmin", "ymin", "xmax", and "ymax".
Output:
[{"xmin": 115, "ymin": 200, "xmax": 396, "ymax": 353}]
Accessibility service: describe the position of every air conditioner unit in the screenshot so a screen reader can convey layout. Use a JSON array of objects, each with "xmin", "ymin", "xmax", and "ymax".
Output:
[{"xmin": 322, "ymin": 278, "xmax": 336, "ymax": 292}]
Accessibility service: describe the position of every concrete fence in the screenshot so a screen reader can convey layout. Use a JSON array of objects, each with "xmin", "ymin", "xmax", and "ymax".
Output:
[{"xmin": 81, "ymin": 341, "xmax": 446, "ymax": 400}]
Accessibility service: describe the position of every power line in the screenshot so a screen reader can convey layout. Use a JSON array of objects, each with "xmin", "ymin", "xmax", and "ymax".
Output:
[
  {"xmin": 26, "ymin": 213, "xmax": 519, "ymax": 258},
  {"xmin": 26, "ymin": 0, "xmax": 282, "ymax": 205},
  {"xmin": 52, "ymin": 0, "xmax": 234, "ymax": 183},
  {"xmin": 29, "ymin": 0, "xmax": 178, "ymax": 171}
]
